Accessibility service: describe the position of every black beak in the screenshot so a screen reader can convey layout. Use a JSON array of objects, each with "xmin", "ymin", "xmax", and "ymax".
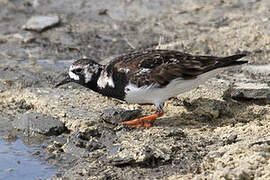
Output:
[{"xmin": 55, "ymin": 76, "xmax": 73, "ymax": 88}]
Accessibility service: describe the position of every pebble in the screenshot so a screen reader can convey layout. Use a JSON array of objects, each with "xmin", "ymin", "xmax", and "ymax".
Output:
[
  {"xmin": 224, "ymin": 134, "xmax": 238, "ymax": 145},
  {"xmin": 98, "ymin": 9, "xmax": 108, "ymax": 15},
  {"xmin": 0, "ymin": 35, "xmax": 7, "ymax": 43},
  {"xmin": 23, "ymin": 15, "xmax": 60, "ymax": 32},
  {"xmin": 12, "ymin": 33, "xmax": 35, "ymax": 43},
  {"xmin": 13, "ymin": 112, "xmax": 66, "ymax": 136}
]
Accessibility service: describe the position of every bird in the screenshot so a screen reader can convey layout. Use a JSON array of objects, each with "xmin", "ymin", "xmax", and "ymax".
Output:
[{"xmin": 55, "ymin": 49, "xmax": 247, "ymax": 128}]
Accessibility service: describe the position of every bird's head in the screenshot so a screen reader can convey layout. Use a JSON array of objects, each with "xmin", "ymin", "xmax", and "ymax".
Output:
[{"xmin": 55, "ymin": 59, "xmax": 102, "ymax": 87}]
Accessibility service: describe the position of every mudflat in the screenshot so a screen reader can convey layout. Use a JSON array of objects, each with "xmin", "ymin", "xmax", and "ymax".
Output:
[{"xmin": 0, "ymin": 0, "xmax": 269, "ymax": 179}]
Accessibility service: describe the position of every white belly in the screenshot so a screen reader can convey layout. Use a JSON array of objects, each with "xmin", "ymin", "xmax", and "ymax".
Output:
[{"xmin": 124, "ymin": 68, "xmax": 223, "ymax": 106}]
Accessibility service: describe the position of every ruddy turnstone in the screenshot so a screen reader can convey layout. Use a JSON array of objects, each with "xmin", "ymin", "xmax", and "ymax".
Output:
[{"xmin": 56, "ymin": 49, "xmax": 247, "ymax": 127}]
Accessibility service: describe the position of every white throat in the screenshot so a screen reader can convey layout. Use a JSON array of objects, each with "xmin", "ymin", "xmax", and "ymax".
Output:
[
  {"xmin": 97, "ymin": 70, "xmax": 115, "ymax": 89},
  {"xmin": 69, "ymin": 71, "xmax": 79, "ymax": 80},
  {"xmin": 84, "ymin": 71, "xmax": 93, "ymax": 83}
]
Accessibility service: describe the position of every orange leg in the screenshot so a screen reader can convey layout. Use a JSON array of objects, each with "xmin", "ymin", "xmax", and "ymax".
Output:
[{"xmin": 122, "ymin": 110, "xmax": 164, "ymax": 128}]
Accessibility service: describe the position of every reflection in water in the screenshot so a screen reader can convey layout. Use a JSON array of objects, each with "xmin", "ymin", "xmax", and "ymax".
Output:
[{"xmin": 0, "ymin": 138, "xmax": 57, "ymax": 180}]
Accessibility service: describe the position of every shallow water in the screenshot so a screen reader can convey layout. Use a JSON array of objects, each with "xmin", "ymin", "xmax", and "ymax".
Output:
[{"xmin": 0, "ymin": 138, "xmax": 57, "ymax": 180}]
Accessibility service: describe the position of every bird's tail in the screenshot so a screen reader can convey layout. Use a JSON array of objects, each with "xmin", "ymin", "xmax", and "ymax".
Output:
[{"xmin": 216, "ymin": 54, "xmax": 248, "ymax": 67}]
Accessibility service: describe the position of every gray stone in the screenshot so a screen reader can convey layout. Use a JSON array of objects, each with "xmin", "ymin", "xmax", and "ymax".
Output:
[
  {"xmin": 0, "ymin": 35, "xmax": 8, "ymax": 43},
  {"xmin": 101, "ymin": 108, "xmax": 142, "ymax": 125},
  {"xmin": 108, "ymin": 145, "xmax": 169, "ymax": 166},
  {"xmin": 226, "ymin": 82, "xmax": 270, "ymax": 100},
  {"xmin": 13, "ymin": 112, "xmax": 65, "ymax": 136},
  {"xmin": 183, "ymin": 98, "xmax": 228, "ymax": 120},
  {"xmin": 12, "ymin": 33, "xmax": 35, "ymax": 43},
  {"xmin": 224, "ymin": 134, "xmax": 238, "ymax": 145},
  {"xmin": 62, "ymin": 141, "xmax": 89, "ymax": 157},
  {"xmin": 242, "ymin": 64, "xmax": 270, "ymax": 76},
  {"xmin": 23, "ymin": 15, "xmax": 60, "ymax": 32}
]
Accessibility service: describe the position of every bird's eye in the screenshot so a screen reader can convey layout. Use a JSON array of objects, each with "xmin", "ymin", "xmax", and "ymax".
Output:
[{"xmin": 73, "ymin": 68, "xmax": 83, "ymax": 74}]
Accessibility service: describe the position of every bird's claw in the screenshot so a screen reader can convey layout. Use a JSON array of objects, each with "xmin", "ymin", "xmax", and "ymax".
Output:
[{"xmin": 122, "ymin": 118, "xmax": 156, "ymax": 128}]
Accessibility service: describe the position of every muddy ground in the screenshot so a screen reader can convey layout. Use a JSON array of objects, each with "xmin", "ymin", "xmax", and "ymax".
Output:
[{"xmin": 0, "ymin": 0, "xmax": 270, "ymax": 179}]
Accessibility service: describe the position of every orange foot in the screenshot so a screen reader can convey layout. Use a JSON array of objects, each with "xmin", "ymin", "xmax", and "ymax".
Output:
[{"xmin": 122, "ymin": 111, "xmax": 164, "ymax": 128}]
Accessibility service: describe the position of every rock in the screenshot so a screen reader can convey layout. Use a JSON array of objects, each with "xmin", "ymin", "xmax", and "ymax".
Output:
[
  {"xmin": 242, "ymin": 64, "xmax": 270, "ymax": 76},
  {"xmin": 12, "ymin": 33, "xmax": 35, "ymax": 43},
  {"xmin": 13, "ymin": 112, "xmax": 66, "ymax": 136},
  {"xmin": 183, "ymin": 98, "xmax": 228, "ymax": 121},
  {"xmin": 0, "ymin": 35, "xmax": 7, "ymax": 43},
  {"xmin": 15, "ymin": 99, "xmax": 33, "ymax": 110},
  {"xmin": 32, "ymin": 0, "xmax": 40, "ymax": 8},
  {"xmin": 78, "ymin": 125, "xmax": 100, "ymax": 139},
  {"xmin": 62, "ymin": 141, "xmax": 89, "ymax": 157},
  {"xmin": 46, "ymin": 141, "xmax": 64, "ymax": 154},
  {"xmin": 23, "ymin": 15, "xmax": 60, "ymax": 32},
  {"xmin": 223, "ymin": 134, "xmax": 238, "ymax": 145},
  {"xmin": 108, "ymin": 145, "xmax": 163, "ymax": 166},
  {"xmin": 225, "ymin": 82, "xmax": 270, "ymax": 100},
  {"xmin": 2, "ymin": 131, "xmax": 18, "ymax": 141},
  {"xmin": 101, "ymin": 108, "xmax": 142, "ymax": 125},
  {"xmin": 107, "ymin": 128, "xmax": 193, "ymax": 169},
  {"xmin": 238, "ymin": 0, "xmax": 259, "ymax": 5},
  {"xmin": 98, "ymin": 9, "xmax": 108, "ymax": 15}
]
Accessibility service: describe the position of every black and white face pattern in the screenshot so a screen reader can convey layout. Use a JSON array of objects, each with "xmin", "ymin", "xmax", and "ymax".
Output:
[{"xmin": 68, "ymin": 59, "xmax": 101, "ymax": 84}]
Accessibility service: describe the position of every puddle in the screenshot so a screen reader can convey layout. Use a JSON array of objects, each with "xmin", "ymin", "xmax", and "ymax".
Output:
[{"xmin": 0, "ymin": 138, "xmax": 57, "ymax": 180}]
